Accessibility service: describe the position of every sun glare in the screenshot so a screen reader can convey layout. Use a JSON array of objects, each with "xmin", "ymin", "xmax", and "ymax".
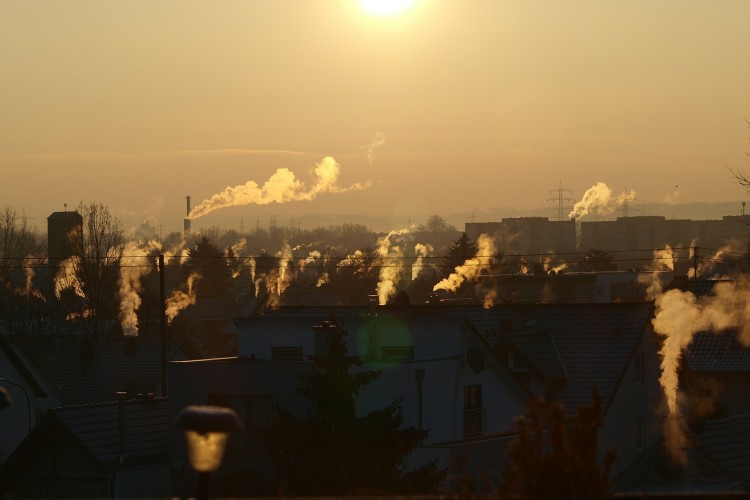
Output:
[{"xmin": 358, "ymin": 0, "xmax": 415, "ymax": 17}]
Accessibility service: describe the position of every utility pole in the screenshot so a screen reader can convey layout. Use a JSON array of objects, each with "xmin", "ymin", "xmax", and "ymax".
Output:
[
  {"xmin": 159, "ymin": 254, "xmax": 167, "ymax": 396},
  {"xmin": 548, "ymin": 181, "xmax": 575, "ymax": 221},
  {"xmin": 693, "ymin": 246, "xmax": 699, "ymax": 280}
]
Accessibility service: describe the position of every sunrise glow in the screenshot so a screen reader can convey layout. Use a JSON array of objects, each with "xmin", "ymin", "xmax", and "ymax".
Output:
[{"xmin": 358, "ymin": 0, "xmax": 415, "ymax": 17}]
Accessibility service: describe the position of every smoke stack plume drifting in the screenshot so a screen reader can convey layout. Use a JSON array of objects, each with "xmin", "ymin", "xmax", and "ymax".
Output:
[
  {"xmin": 184, "ymin": 195, "xmax": 192, "ymax": 235},
  {"xmin": 187, "ymin": 156, "xmax": 370, "ymax": 220},
  {"xmin": 433, "ymin": 233, "xmax": 496, "ymax": 293},
  {"xmin": 568, "ymin": 182, "xmax": 637, "ymax": 220},
  {"xmin": 653, "ymin": 278, "xmax": 750, "ymax": 462}
]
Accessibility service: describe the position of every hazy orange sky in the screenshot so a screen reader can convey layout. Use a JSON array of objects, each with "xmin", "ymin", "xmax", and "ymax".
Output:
[{"xmin": 2, "ymin": 1, "xmax": 750, "ymax": 233}]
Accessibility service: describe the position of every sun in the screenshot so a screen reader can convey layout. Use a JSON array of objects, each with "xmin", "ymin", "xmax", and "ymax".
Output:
[{"xmin": 358, "ymin": 0, "xmax": 416, "ymax": 17}]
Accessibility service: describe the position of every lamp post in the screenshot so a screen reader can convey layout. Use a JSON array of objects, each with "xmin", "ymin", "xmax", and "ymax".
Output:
[{"xmin": 175, "ymin": 405, "xmax": 241, "ymax": 500}]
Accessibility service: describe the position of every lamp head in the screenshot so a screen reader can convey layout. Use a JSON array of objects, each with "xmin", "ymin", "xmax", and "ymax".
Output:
[{"xmin": 175, "ymin": 405, "xmax": 242, "ymax": 473}]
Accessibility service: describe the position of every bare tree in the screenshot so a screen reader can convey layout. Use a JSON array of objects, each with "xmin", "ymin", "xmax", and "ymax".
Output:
[
  {"xmin": 728, "ymin": 120, "xmax": 750, "ymax": 192},
  {"xmin": 64, "ymin": 202, "xmax": 125, "ymax": 338}
]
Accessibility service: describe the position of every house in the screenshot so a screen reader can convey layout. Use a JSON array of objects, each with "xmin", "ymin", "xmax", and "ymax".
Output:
[
  {"xmin": 169, "ymin": 301, "xmax": 662, "ymax": 491},
  {"xmin": 0, "ymin": 395, "xmax": 171, "ymax": 498},
  {"xmin": 0, "ymin": 335, "xmax": 59, "ymax": 464},
  {"xmin": 40, "ymin": 337, "xmax": 182, "ymax": 406}
]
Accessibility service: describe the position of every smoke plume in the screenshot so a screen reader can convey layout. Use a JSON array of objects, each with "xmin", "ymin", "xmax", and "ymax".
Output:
[
  {"xmin": 364, "ymin": 132, "xmax": 386, "ymax": 165},
  {"xmin": 568, "ymin": 182, "xmax": 637, "ymax": 220},
  {"xmin": 54, "ymin": 256, "xmax": 86, "ymax": 300},
  {"xmin": 166, "ymin": 272, "xmax": 199, "ymax": 324},
  {"xmin": 433, "ymin": 234, "xmax": 496, "ymax": 293},
  {"xmin": 412, "ymin": 243, "xmax": 433, "ymax": 280},
  {"xmin": 376, "ymin": 228, "xmax": 411, "ymax": 305},
  {"xmin": 188, "ymin": 156, "xmax": 370, "ymax": 220},
  {"xmin": 653, "ymin": 279, "xmax": 750, "ymax": 462},
  {"xmin": 119, "ymin": 240, "xmax": 162, "ymax": 336}
]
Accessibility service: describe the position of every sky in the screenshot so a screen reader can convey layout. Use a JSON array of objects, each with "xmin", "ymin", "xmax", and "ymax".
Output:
[{"xmin": 2, "ymin": 0, "xmax": 750, "ymax": 234}]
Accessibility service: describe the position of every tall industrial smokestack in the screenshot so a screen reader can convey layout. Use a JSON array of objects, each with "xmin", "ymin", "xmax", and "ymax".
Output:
[{"xmin": 183, "ymin": 196, "xmax": 191, "ymax": 235}]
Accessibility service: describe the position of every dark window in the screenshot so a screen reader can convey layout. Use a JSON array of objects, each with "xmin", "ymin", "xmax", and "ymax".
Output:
[{"xmin": 463, "ymin": 384, "xmax": 485, "ymax": 436}]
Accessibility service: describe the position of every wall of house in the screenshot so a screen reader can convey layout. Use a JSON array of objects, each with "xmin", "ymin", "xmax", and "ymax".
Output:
[
  {"xmin": 11, "ymin": 434, "xmax": 106, "ymax": 498},
  {"xmin": 0, "ymin": 357, "xmax": 36, "ymax": 464},
  {"xmin": 601, "ymin": 328, "xmax": 663, "ymax": 481},
  {"xmin": 115, "ymin": 464, "xmax": 172, "ymax": 497}
]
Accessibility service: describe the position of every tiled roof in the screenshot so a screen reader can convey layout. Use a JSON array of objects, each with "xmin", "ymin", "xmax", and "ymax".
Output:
[
  {"xmin": 685, "ymin": 329, "xmax": 750, "ymax": 372},
  {"xmin": 699, "ymin": 412, "xmax": 750, "ymax": 480},
  {"xmin": 51, "ymin": 397, "xmax": 169, "ymax": 468},
  {"xmin": 468, "ymin": 302, "xmax": 654, "ymax": 415},
  {"xmin": 42, "ymin": 340, "xmax": 180, "ymax": 405},
  {"xmin": 506, "ymin": 331, "xmax": 567, "ymax": 380}
]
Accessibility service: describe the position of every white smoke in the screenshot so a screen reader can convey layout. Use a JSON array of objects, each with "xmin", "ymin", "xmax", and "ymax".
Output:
[
  {"xmin": 433, "ymin": 234, "xmax": 497, "ymax": 293},
  {"xmin": 118, "ymin": 240, "xmax": 162, "ymax": 336},
  {"xmin": 54, "ymin": 256, "xmax": 86, "ymax": 300},
  {"xmin": 569, "ymin": 182, "xmax": 637, "ymax": 220},
  {"xmin": 376, "ymin": 228, "xmax": 411, "ymax": 305},
  {"xmin": 188, "ymin": 156, "xmax": 370, "ymax": 220},
  {"xmin": 412, "ymin": 243, "xmax": 433, "ymax": 280},
  {"xmin": 364, "ymin": 132, "xmax": 386, "ymax": 165},
  {"xmin": 653, "ymin": 278, "xmax": 750, "ymax": 462},
  {"xmin": 165, "ymin": 272, "xmax": 199, "ymax": 324}
]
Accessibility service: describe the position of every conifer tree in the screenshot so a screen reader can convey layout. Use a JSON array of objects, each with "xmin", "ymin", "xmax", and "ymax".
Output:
[{"xmin": 262, "ymin": 319, "xmax": 443, "ymax": 495}]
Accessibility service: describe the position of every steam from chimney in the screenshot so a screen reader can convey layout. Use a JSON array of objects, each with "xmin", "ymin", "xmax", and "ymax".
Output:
[
  {"xmin": 118, "ymin": 240, "xmax": 162, "ymax": 337},
  {"xmin": 187, "ymin": 156, "xmax": 370, "ymax": 220},
  {"xmin": 653, "ymin": 279, "xmax": 750, "ymax": 462},
  {"xmin": 54, "ymin": 256, "xmax": 86, "ymax": 300},
  {"xmin": 568, "ymin": 182, "xmax": 637, "ymax": 220},
  {"xmin": 15, "ymin": 257, "xmax": 45, "ymax": 301},
  {"xmin": 276, "ymin": 242, "xmax": 293, "ymax": 295},
  {"xmin": 543, "ymin": 255, "xmax": 567, "ymax": 274},
  {"xmin": 364, "ymin": 132, "xmax": 385, "ymax": 165},
  {"xmin": 412, "ymin": 243, "xmax": 433, "ymax": 280},
  {"xmin": 165, "ymin": 272, "xmax": 199, "ymax": 324},
  {"xmin": 433, "ymin": 233, "xmax": 496, "ymax": 293},
  {"xmin": 376, "ymin": 228, "xmax": 411, "ymax": 305}
]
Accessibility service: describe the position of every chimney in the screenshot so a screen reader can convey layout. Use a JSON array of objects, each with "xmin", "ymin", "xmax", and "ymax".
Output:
[{"xmin": 183, "ymin": 195, "xmax": 191, "ymax": 236}]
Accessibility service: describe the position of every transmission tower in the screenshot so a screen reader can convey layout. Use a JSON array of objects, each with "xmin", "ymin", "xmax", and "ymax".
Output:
[{"xmin": 548, "ymin": 181, "xmax": 575, "ymax": 221}]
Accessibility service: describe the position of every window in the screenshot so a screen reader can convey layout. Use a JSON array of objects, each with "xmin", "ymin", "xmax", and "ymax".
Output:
[
  {"xmin": 382, "ymin": 346, "xmax": 414, "ymax": 361},
  {"xmin": 272, "ymin": 346, "xmax": 304, "ymax": 361},
  {"xmin": 208, "ymin": 393, "xmax": 274, "ymax": 457},
  {"xmin": 463, "ymin": 384, "xmax": 485, "ymax": 436}
]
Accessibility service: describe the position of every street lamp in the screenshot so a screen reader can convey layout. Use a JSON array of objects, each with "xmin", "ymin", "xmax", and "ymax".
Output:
[{"xmin": 175, "ymin": 405, "xmax": 242, "ymax": 499}]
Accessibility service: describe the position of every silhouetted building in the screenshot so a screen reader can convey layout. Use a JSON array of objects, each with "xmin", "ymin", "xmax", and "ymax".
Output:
[
  {"xmin": 465, "ymin": 217, "xmax": 577, "ymax": 255},
  {"xmin": 47, "ymin": 211, "xmax": 82, "ymax": 263}
]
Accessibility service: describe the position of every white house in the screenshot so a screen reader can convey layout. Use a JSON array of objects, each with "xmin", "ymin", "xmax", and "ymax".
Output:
[{"xmin": 168, "ymin": 301, "xmax": 662, "ymax": 492}]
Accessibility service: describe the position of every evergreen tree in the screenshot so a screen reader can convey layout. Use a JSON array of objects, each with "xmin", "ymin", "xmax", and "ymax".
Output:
[
  {"xmin": 262, "ymin": 320, "xmax": 443, "ymax": 495},
  {"xmin": 185, "ymin": 235, "xmax": 232, "ymax": 299},
  {"xmin": 441, "ymin": 232, "xmax": 478, "ymax": 278}
]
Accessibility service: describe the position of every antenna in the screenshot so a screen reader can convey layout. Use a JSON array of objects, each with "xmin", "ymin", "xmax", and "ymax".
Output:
[{"xmin": 547, "ymin": 181, "xmax": 575, "ymax": 221}]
